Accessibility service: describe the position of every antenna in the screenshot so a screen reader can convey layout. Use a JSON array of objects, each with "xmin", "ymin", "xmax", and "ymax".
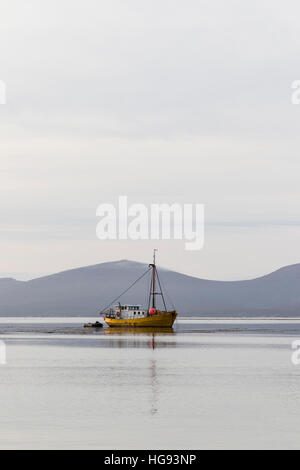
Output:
[{"xmin": 153, "ymin": 248, "xmax": 158, "ymax": 265}]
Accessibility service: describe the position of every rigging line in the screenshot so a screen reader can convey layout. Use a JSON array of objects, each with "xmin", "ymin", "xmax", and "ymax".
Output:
[
  {"xmin": 156, "ymin": 270, "xmax": 167, "ymax": 311},
  {"xmin": 157, "ymin": 274, "xmax": 175, "ymax": 310},
  {"xmin": 147, "ymin": 270, "xmax": 153, "ymax": 312},
  {"xmin": 99, "ymin": 267, "xmax": 152, "ymax": 314}
]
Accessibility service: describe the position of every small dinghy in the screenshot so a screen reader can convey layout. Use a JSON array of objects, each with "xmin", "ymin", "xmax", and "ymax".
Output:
[{"xmin": 84, "ymin": 321, "xmax": 103, "ymax": 328}]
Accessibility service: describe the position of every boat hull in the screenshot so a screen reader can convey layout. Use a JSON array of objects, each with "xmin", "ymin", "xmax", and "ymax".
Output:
[{"xmin": 104, "ymin": 311, "xmax": 177, "ymax": 328}]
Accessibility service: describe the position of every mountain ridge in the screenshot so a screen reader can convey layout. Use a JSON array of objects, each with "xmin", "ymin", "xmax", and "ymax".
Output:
[{"xmin": 0, "ymin": 260, "xmax": 300, "ymax": 316}]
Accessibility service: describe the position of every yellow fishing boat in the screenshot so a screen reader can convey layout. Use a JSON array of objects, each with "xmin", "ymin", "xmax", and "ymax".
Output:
[
  {"xmin": 105, "ymin": 310, "xmax": 177, "ymax": 328},
  {"xmin": 101, "ymin": 250, "xmax": 178, "ymax": 328}
]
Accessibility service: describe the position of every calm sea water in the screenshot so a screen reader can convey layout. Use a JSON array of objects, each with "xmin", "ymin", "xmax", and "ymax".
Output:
[{"xmin": 0, "ymin": 317, "xmax": 300, "ymax": 449}]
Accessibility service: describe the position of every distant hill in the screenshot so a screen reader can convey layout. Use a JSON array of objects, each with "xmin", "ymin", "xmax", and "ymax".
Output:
[{"xmin": 0, "ymin": 260, "xmax": 300, "ymax": 316}]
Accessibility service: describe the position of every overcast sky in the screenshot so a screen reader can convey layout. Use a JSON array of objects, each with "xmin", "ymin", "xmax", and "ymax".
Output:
[{"xmin": 1, "ymin": 0, "xmax": 300, "ymax": 280}]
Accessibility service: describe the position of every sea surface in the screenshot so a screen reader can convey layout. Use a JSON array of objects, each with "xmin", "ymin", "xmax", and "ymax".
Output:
[{"xmin": 0, "ymin": 317, "xmax": 300, "ymax": 449}]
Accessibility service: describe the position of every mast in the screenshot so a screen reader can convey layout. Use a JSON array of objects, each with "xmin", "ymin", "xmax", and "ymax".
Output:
[
  {"xmin": 151, "ymin": 249, "xmax": 158, "ymax": 309},
  {"xmin": 148, "ymin": 249, "xmax": 168, "ymax": 312},
  {"xmin": 148, "ymin": 249, "xmax": 167, "ymax": 311}
]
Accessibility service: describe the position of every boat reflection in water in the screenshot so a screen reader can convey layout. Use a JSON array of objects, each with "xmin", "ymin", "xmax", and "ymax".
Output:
[
  {"xmin": 104, "ymin": 327, "xmax": 174, "ymax": 415},
  {"xmin": 104, "ymin": 327, "xmax": 176, "ymax": 350}
]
